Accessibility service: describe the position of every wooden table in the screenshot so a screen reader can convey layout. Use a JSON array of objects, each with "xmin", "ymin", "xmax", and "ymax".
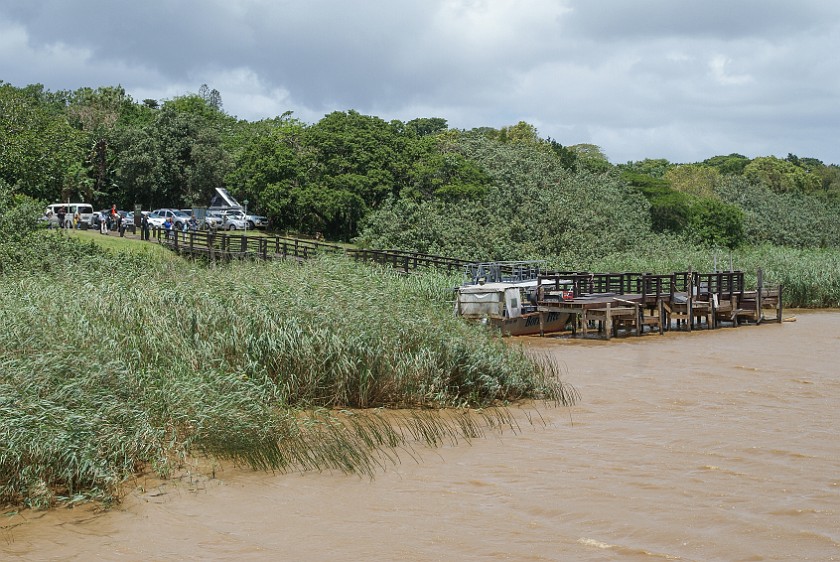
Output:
[{"xmin": 537, "ymin": 294, "xmax": 658, "ymax": 339}]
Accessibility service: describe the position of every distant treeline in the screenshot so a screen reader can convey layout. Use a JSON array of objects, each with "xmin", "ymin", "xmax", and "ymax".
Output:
[{"xmin": 3, "ymin": 81, "xmax": 840, "ymax": 255}]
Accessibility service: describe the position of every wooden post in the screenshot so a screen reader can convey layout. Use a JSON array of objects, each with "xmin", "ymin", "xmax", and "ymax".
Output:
[
  {"xmin": 634, "ymin": 303, "xmax": 641, "ymax": 336},
  {"xmin": 756, "ymin": 268, "xmax": 764, "ymax": 324},
  {"xmin": 604, "ymin": 303, "xmax": 613, "ymax": 340},
  {"xmin": 777, "ymin": 284, "xmax": 784, "ymax": 322},
  {"xmin": 581, "ymin": 309, "xmax": 589, "ymax": 337},
  {"xmin": 657, "ymin": 299, "xmax": 665, "ymax": 335}
]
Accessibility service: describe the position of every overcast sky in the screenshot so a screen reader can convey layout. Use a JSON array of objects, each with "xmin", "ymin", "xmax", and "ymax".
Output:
[{"xmin": 2, "ymin": 1, "xmax": 839, "ymax": 164}]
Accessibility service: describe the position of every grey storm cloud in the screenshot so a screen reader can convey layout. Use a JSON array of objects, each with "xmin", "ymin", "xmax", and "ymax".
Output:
[{"xmin": 2, "ymin": 0, "xmax": 840, "ymax": 164}]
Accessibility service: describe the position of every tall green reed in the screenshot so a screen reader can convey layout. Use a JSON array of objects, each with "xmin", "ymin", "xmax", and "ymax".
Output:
[{"xmin": 0, "ymin": 248, "xmax": 574, "ymax": 508}]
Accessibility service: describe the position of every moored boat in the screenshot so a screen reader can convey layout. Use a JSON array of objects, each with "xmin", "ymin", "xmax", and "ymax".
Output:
[{"xmin": 455, "ymin": 263, "xmax": 573, "ymax": 335}]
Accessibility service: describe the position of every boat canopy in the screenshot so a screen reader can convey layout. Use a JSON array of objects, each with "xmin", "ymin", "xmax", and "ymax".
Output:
[
  {"xmin": 457, "ymin": 278, "xmax": 569, "ymax": 294},
  {"xmin": 457, "ymin": 278, "xmax": 572, "ymax": 319}
]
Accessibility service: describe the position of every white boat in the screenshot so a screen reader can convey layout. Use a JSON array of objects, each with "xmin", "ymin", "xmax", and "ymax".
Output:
[{"xmin": 455, "ymin": 278, "xmax": 571, "ymax": 336}]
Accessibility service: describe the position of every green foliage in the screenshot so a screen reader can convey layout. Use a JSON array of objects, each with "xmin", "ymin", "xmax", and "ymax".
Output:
[
  {"xmin": 648, "ymin": 191, "xmax": 693, "ymax": 234},
  {"xmin": 0, "ymin": 182, "xmax": 43, "ymax": 242},
  {"xmin": 0, "ymin": 82, "xmax": 85, "ymax": 201},
  {"xmin": 546, "ymin": 138, "xmax": 578, "ymax": 171},
  {"xmin": 0, "ymin": 236, "xmax": 571, "ymax": 506},
  {"xmin": 618, "ymin": 158, "xmax": 672, "ymax": 178},
  {"xmin": 744, "ymin": 156, "xmax": 821, "ymax": 194},
  {"xmin": 567, "ymin": 143, "xmax": 612, "ymax": 174},
  {"xmin": 358, "ymin": 134, "xmax": 650, "ymax": 261},
  {"xmin": 0, "ymin": 185, "xmax": 103, "ymax": 275},
  {"xmin": 623, "ymin": 170, "xmax": 744, "ymax": 248},
  {"xmin": 703, "ymin": 153, "xmax": 750, "ymax": 175},
  {"xmin": 405, "ymin": 117, "xmax": 448, "ymax": 136},
  {"xmin": 112, "ymin": 102, "xmax": 232, "ymax": 208},
  {"xmin": 226, "ymin": 116, "xmax": 309, "ymax": 229},
  {"xmin": 716, "ymin": 176, "xmax": 840, "ymax": 248},
  {"xmin": 664, "ymin": 164, "xmax": 721, "ymax": 198},
  {"xmin": 622, "ymin": 171, "xmax": 689, "ymax": 233},
  {"xmin": 685, "ymin": 197, "xmax": 744, "ymax": 249}
]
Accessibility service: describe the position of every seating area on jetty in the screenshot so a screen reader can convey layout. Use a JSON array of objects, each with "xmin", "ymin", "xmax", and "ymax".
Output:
[
  {"xmin": 535, "ymin": 269, "xmax": 782, "ymax": 339},
  {"xmin": 153, "ymin": 229, "xmax": 782, "ymax": 340}
]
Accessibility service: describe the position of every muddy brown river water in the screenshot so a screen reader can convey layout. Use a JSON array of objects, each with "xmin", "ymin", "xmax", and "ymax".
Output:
[{"xmin": 3, "ymin": 311, "xmax": 839, "ymax": 561}]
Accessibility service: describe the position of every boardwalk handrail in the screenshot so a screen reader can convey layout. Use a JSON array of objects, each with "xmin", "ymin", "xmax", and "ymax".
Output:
[{"xmin": 155, "ymin": 228, "xmax": 474, "ymax": 273}]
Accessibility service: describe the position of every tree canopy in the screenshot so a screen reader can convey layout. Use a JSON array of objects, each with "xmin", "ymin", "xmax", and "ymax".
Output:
[{"xmin": 1, "ymin": 80, "xmax": 838, "ymax": 253}]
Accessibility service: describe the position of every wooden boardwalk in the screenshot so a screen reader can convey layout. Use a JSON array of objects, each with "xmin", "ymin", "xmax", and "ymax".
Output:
[
  {"xmin": 153, "ymin": 229, "xmax": 473, "ymax": 273},
  {"xmin": 152, "ymin": 229, "xmax": 783, "ymax": 339}
]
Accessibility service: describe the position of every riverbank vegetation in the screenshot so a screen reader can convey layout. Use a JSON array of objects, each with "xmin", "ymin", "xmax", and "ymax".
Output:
[{"xmin": 0, "ymin": 194, "xmax": 574, "ymax": 508}]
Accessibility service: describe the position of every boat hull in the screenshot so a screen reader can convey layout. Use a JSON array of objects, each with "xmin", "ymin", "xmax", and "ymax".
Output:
[{"xmin": 491, "ymin": 311, "xmax": 571, "ymax": 336}]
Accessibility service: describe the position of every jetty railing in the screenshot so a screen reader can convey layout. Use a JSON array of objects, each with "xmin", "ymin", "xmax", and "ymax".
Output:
[{"xmin": 154, "ymin": 228, "xmax": 473, "ymax": 273}]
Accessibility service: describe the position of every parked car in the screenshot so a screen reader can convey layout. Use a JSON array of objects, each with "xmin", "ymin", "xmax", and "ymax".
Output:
[
  {"xmin": 208, "ymin": 205, "xmax": 267, "ymax": 230},
  {"xmin": 203, "ymin": 212, "xmax": 224, "ymax": 230},
  {"xmin": 245, "ymin": 213, "xmax": 267, "ymax": 229},
  {"xmin": 147, "ymin": 209, "xmax": 192, "ymax": 230},
  {"xmin": 206, "ymin": 209, "xmax": 248, "ymax": 230}
]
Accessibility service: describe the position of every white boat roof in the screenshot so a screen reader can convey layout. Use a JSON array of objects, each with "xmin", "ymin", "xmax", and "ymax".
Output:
[{"xmin": 458, "ymin": 278, "xmax": 571, "ymax": 294}]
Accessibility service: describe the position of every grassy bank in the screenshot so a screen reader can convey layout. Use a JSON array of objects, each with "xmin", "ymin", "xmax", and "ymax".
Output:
[{"xmin": 0, "ymin": 242, "xmax": 573, "ymax": 508}]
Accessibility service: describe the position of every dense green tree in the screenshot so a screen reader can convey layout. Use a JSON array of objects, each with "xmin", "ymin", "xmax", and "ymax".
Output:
[
  {"xmin": 703, "ymin": 153, "xmax": 750, "ymax": 175},
  {"xmin": 546, "ymin": 138, "xmax": 578, "ymax": 171},
  {"xmin": 405, "ymin": 117, "xmax": 448, "ymax": 137},
  {"xmin": 298, "ymin": 110, "xmax": 407, "ymax": 237},
  {"xmin": 0, "ymin": 83, "xmax": 85, "ymax": 202},
  {"xmin": 744, "ymin": 156, "xmax": 821, "ymax": 194},
  {"xmin": 226, "ymin": 116, "xmax": 309, "ymax": 229},
  {"xmin": 358, "ymin": 134, "xmax": 650, "ymax": 261},
  {"xmin": 716, "ymin": 176, "xmax": 840, "ymax": 248},
  {"xmin": 568, "ymin": 143, "xmax": 611, "ymax": 174},
  {"xmin": 0, "ymin": 180, "xmax": 44, "ymax": 242},
  {"xmin": 618, "ymin": 158, "xmax": 672, "ymax": 178},
  {"xmin": 685, "ymin": 198, "xmax": 744, "ymax": 249},
  {"xmin": 401, "ymin": 133, "xmax": 490, "ymax": 201},
  {"xmin": 110, "ymin": 101, "xmax": 231, "ymax": 209},
  {"xmin": 664, "ymin": 164, "xmax": 721, "ymax": 198}
]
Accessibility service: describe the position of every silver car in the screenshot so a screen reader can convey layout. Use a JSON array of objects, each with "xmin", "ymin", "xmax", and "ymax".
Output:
[
  {"xmin": 148, "ymin": 209, "xmax": 192, "ymax": 229},
  {"xmin": 207, "ymin": 210, "xmax": 248, "ymax": 230}
]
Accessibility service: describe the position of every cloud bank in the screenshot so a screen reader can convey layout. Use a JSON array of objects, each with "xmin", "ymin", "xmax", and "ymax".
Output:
[{"xmin": 2, "ymin": 0, "xmax": 839, "ymax": 164}]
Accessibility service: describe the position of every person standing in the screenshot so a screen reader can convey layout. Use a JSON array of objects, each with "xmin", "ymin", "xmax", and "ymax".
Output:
[
  {"xmin": 141, "ymin": 212, "xmax": 150, "ymax": 241},
  {"xmin": 56, "ymin": 206, "xmax": 66, "ymax": 229}
]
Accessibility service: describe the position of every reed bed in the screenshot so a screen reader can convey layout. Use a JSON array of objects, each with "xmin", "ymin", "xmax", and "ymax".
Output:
[
  {"xmin": 552, "ymin": 236, "xmax": 840, "ymax": 308},
  {"xmin": 0, "ymin": 248, "xmax": 573, "ymax": 508}
]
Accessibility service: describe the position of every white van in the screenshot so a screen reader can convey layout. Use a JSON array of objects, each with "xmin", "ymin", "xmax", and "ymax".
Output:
[{"xmin": 45, "ymin": 203, "xmax": 95, "ymax": 228}]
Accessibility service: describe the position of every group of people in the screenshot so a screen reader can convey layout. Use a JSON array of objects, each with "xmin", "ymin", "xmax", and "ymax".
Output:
[
  {"xmin": 162, "ymin": 214, "xmax": 199, "ymax": 239},
  {"xmin": 44, "ymin": 204, "xmax": 203, "ymax": 241},
  {"xmin": 45, "ymin": 207, "xmax": 82, "ymax": 229},
  {"xmin": 98, "ymin": 205, "xmax": 127, "ymax": 237}
]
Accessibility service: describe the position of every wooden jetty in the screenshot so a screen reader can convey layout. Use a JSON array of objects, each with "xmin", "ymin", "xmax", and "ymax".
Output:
[{"xmin": 536, "ymin": 270, "xmax": 783, "ymax": 339}]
